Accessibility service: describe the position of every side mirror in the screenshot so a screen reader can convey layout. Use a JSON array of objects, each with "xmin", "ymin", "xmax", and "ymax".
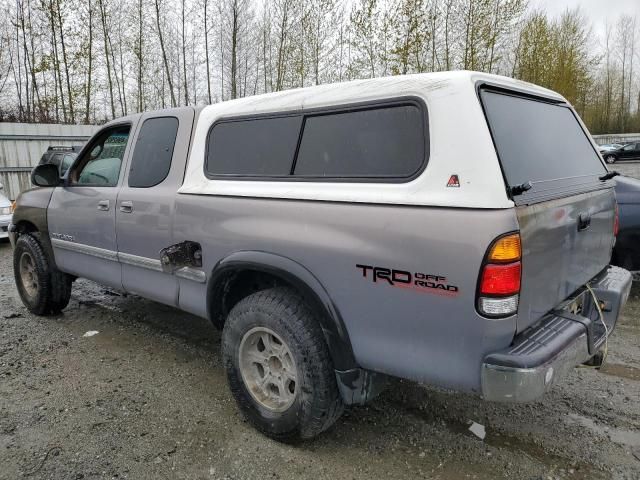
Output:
[{"xmin": 31, "ymin": 164, "xmax": 63, "ymax": 187}]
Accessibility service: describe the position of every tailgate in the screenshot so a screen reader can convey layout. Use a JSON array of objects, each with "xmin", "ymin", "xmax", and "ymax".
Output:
[
  {"xmin": 479, "ymin": 86, "xmax": 615, "ymax": 331},
  {"xmin": 516, "ymin": 189, "xmax": 615, "ymax": 331}
]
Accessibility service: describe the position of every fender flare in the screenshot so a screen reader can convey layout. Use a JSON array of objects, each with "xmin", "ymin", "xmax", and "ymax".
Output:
[{"xmin": 207, "ymin": 250, "xmax": 358, "ymax": 372}]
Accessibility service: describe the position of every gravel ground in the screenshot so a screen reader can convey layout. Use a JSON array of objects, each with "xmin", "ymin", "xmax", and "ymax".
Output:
[{"xmin": 1, "ymin": 239, "xmax": 639, "ymax": 480}]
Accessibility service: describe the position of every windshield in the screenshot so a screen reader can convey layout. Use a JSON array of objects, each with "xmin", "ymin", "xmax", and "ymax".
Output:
[{"xmin": 481, "ymin": 89, "xmax": 606, "ymax": 200}]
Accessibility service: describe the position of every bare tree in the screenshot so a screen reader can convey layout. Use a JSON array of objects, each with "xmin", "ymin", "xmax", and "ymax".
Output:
[{"xmin": 154, "ymin": 0, "xmax": 177, "ymax": 106}]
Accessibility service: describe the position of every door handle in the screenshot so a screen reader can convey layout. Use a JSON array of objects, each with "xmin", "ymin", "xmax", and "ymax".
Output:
[
  {"xmin": 119, "ymin": 201, "xmax": 133, "ymax": 213},
  {"xmin": 97, "ymin": 200, "xmax": 110, "ymax": 211}
]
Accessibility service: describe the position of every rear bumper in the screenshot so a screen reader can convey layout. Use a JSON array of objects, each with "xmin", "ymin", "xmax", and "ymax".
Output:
[{"xmin": 481, "ymin": 265, "xmax": 632, "ymax": 402}]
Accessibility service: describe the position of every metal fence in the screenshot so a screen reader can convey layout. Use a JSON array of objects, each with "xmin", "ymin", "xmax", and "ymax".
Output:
[
  {"xmin": 592, "ymin": 133, "xmax": 640, "ymax": 146},
  {"xmin": 0, "ymin": 122, "xmax": 97, "ymax": 200}
]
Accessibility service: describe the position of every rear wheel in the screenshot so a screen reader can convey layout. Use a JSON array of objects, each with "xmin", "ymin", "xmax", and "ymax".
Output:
[
  {"xmin": 605, "ymin": 154, "xmax": 616, "ymax": 164},
  {"xmin": 222, "ymin": 287, "xmax": 343, "ymax": 441},
  {"xmin": 13, "ymin": 234, "xmax": 72, "ymax": 315}
]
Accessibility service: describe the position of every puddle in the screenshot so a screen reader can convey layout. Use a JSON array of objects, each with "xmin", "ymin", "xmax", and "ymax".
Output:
[
  {"xmin": 567, "ymin": 413, "xmax": 640, "ymax": 447},
  {"xmin": 599, "ymin": 362, "xmax": 640, "ymax": 381}
]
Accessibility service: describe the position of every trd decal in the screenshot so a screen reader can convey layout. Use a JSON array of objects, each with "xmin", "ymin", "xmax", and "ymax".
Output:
[{"xmin": 356, "ymin": 264, "xmax": 459, "ymax": 296}]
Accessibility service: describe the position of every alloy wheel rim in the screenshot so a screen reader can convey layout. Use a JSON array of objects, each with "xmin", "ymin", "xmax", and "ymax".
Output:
[
  {"xmin": 238, "ymin": 326, "xmax": 298, "ymax": 412},
  {"xmin": 19, "ymin": 252, "xmax": 39, "ymax": 297}
]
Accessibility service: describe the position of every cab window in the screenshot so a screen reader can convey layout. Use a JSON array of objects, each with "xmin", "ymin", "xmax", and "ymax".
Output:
[{"xmin": 73, "ymin": 125, "xmax": 131, "ymax": 186}]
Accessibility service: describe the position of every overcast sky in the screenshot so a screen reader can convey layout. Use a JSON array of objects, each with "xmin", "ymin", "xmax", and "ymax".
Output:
[{"xmin": 533, "ymin": 0, "xmax": 639, "ymax": 41}]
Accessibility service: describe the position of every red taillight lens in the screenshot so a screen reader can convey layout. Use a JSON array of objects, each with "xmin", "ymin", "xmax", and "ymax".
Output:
[
  {"xmin": 614, "ymin": 204, "xmax": 619, "ymax": 236},
  {"xmin": 480, "ymin": 262, "xmax": 521, "ymax": 295}
]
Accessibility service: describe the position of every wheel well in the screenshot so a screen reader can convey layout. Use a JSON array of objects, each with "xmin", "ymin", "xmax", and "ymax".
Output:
[
  {"xmin": 207, "ymin": 254, "xmax": 358, "ymax": 372},
  {"xmin": 15, "ymin": 220, "xmax": 38, "ymax": 234},
  {"xmin": 208, "ymin": 269, "xmax": 295, "ymax": 330}
]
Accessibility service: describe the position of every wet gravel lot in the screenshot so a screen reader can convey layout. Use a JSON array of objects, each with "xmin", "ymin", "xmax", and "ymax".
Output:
[{"xmin": 1, "ymin": 239, "xmax": 639, "ymax": 479}]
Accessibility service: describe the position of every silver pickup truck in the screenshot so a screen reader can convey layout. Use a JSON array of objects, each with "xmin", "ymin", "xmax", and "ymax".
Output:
[{"xmin": 9, "ymin": 71, "xmax": 632, "ymax": 441}]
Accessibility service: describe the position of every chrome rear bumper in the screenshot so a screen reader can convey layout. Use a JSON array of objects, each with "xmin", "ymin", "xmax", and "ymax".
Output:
[{"xmin": 481, "ymin": 265, "xmax": 632, "ymax": 402}]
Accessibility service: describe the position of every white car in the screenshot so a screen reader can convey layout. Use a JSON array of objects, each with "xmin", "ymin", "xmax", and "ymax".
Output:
[{"xmin": 0, "ymin": 183, "xmax": 12, "ymax": 240}]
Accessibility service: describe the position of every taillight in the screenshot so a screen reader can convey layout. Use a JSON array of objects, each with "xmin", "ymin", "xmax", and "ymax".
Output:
[
  {"xmin": 614, "ymin": 204, "xmax": 619, "ymax": 236},
  {"xmin": 480, "ymin": 262, "xmax": 521, "ymax": 295},
  {"xmin": 477, "ymin": 232, "xmax": 521, "ymax": 318}
]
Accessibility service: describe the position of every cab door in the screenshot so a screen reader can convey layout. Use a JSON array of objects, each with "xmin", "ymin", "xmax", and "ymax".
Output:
[
  {"xmin": 48, "ymin": 123, "xmax": 134, "ymax": 289},
  {"xmin": 115, "ymin": 109, "xmax": 195, "ymax": 305},
  {"xmin": 619, "ymin": 143, "xmax": 640, "ymax": 161}
]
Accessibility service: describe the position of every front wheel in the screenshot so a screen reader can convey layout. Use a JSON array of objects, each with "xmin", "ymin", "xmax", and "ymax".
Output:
[
  {"xmin": 605, "ymin": 155, "xmax": 616, "ymax": 164},
  {"xmin": 222, "ymin": 287, "xmax": 344, "ymax": 441},
  {"xmin": 13, "ymin": 234, "xmax": 72, "ymax": 315}
]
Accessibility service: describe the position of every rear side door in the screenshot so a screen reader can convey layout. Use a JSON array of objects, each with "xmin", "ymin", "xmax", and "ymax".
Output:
[
  {"xmin": 48, "ymin": 123, "xmax": 134, "ymax": 289},
  {"xmin": 116, "ymin": 109, "xmax": 195, "ymax": 305}
]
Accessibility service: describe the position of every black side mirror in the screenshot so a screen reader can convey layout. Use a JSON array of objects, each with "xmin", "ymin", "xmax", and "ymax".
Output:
[{"xmin": 31, "ymin": 164, "xmax": 62, "ymax": 187}]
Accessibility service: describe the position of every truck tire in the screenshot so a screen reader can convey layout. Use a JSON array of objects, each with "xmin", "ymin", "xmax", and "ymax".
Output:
[
  {"xmin": 13, "ymin": 233, "xmax": 72, "ymax": 315},
  {"xmin": 222, "ymin": 287, "xmax": 344, "ymax": 441}
]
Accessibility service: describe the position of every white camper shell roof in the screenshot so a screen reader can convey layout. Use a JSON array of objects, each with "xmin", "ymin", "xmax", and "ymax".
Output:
[{"xmin": 180, "ymin": 71, "xmax": 568, "ymax": 209}]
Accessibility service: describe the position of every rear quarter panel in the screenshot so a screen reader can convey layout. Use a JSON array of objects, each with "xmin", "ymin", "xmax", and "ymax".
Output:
[{"xmin": 174, "ymin": 195, "xmax": 519, "ymax": 392}]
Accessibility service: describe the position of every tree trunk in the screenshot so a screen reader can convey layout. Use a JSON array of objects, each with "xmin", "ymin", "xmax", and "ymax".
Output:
[
  {"xmin": 230, "ymin": 2, "xmax": 238, "ymax": 99},
  {"xmin": 204, "ymin": 0, "xmax": 212, "ymax": 104},
  {"xmin": 137, "ymin": 0, "xmax": 143, "ymax": 112},
  {"xmin": 155, "ymin": 0, "xmax": 177, "ymax": 107},
  {"xmin": 85, "ymin": 0, "xmax": 93, "ymax": 123},
  {"xmin": 49, "ymin": 0, "xmax": 66, "ymax": 122},
  {"xmin": 98, "ymin": 0, "xmax": 116, "ymax": 118},
  {"xmin": 56, "ymin": 0, "xmax": 75, "ymax": 122},
  {"xmin": 182, "ymin": 0, "xmax": 189, "ymax": 105}
]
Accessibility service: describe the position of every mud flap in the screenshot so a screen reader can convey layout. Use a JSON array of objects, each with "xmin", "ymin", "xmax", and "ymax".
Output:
[{"xmin": 335, "ymin": 368, "xmax": 388, "ymax": 405}]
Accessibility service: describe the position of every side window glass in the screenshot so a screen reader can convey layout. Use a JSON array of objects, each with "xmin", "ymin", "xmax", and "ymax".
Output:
[
  {"xmin": 623, "ymin": 144, "xmax": 634, "ymax": 151},
  {"xmin": 128, "ymin": 117, "xmax": 179, "ymax": 188},
  {"xmin": 293, "ymin": 105, "xmax": 425, "ymax": 178},
  {"xmin": 74, "ymin": 126, "xmax": 130, "ymax": 187},
  {"xmin": 50, "ymin": 154, "xmax": 62, "ymax": 168},
  {"xmin": 206, "ymin": 115, "xmax": 302, "ymax": 176}
]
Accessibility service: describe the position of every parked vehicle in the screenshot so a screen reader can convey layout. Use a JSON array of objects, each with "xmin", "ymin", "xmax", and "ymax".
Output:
[
  {"xmin": 599, "ymin": 143, "xmax": 623, "ymax": 152},
  {"xmin": 9, "ymin": 71, "xmax": 632, "ymax": 441},
  {"xmin": 0, "ymin": 183, "xmax": 12, "ymax": 241},
  {"xmin": 38, "ymin": 145, "xmax": 82, "ymax": 176},
  {"xmin": 601, "ymin": 142, "xmax": 640, "ymax": 163},
  {"xmin": 612, "ymin": 175, "xmax": 640, "ymax": 277}
]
